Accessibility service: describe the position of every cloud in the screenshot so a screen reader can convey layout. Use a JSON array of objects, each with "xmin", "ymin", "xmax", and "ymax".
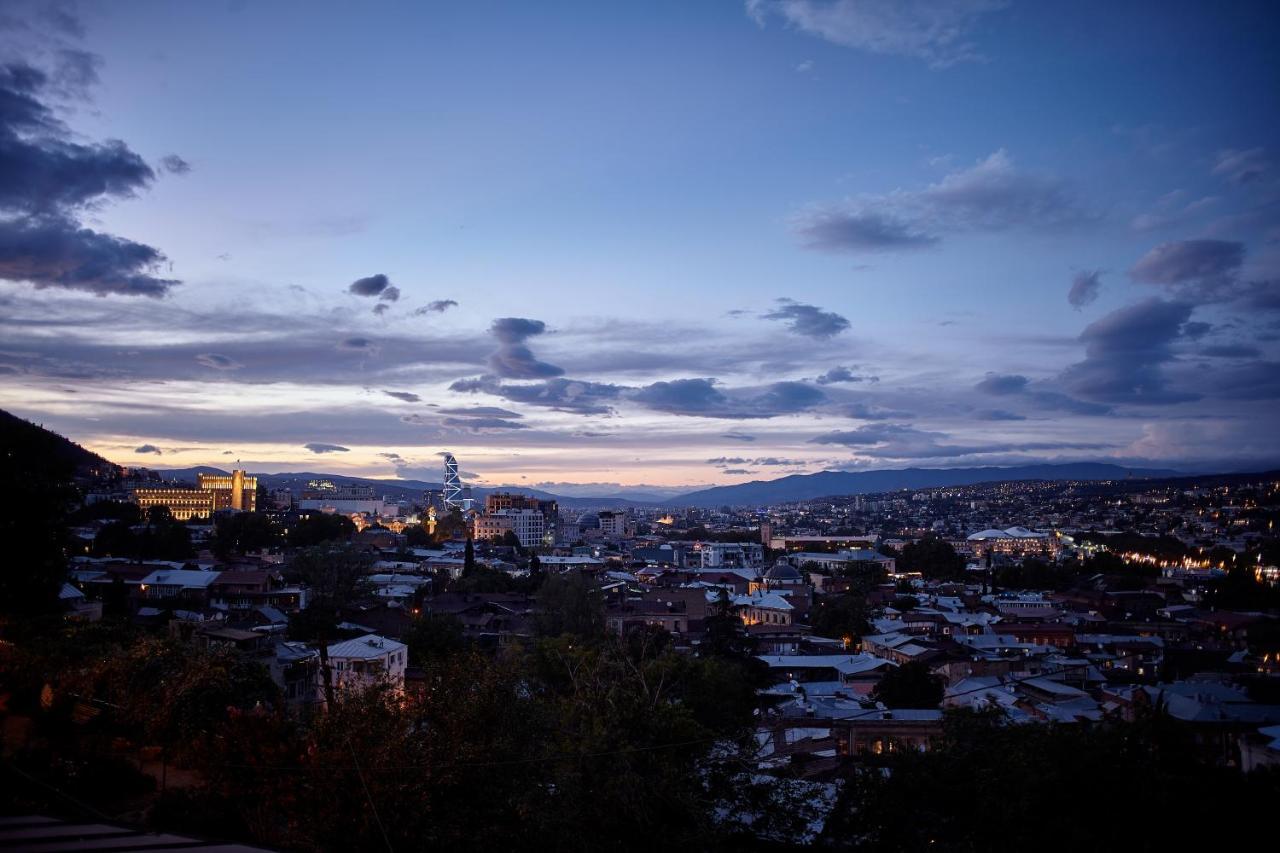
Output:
[
  {"xmin": 1212, "ymin": 148, "xmax": 1270, "ymax": 186},
  {"xmin": 1200, "ymin": 344, "xmax": 1261, "ymax": 359},
  {"xmin": 975, "ymin": 409, "xmax": 1026, "ymax": 421},
  {"xmin": 815, "ymin": 365, "xmax": 869, "ymax": 384},
  {"xmin": 372, "ymin": 303, "xmax": 390, "ymax": 315},
  {"xmin": 974, "ymin": 373, "xmax": 1029, "ymax": 395},
  {"xmin": 337, "ymin": 336, "xmax": 376, "ymax": 353},
  {"xmin": 347, "ymin": 273, "xmax": 393, "ymax": 297},
  {"xmin": 747, "ymin": 0, "xmax": 1008, "ymax": 68},
  {"xmin": 721, "ymin": 432, "xmax": 757, "ymax": 442},
  {"xmin": 195, "ymin": 353, "xmax": 242, "ymax": 370},
  {"xmin": 708, "ymin": 455, "xmax": 808, "ymax": 467},
  {"xmin": 134, "ymin": 443, "xmax": 162, "ymax": 454},
  {"xmin": 159, "ymin": 154, "xmax": 191, "ymax": 175},
  {"xmin": 436, "ymin": 405, "xmax": 522, "ymax": 418},
  {"xmin": 485, "ymin": 317, "xmax": 564, "ymax": 379},
  {"xmin": 844, "ymin": 402, "xmax": 912, "ymax": 420},
  {"xmin": 1068, "ymin": 270, "xmax": 1102, "ymax": 309},
  {"xmin": 0, "ymin": 61, "xmax": 177, "ymax": 298},
  {"xmin": 809, "ymin": 422, "xmax": 1109, "ymax": 459},
  {"xmin": 1130, "ymin": 191, "xmax": 1217, "ymax": 233},
  {"xmin": 51, "ymin": 48, "xmax": 101, "ymax": 98},
  {"xmin": 632, "ymin": 378, "xmax": 826, "ymax": 419},
  {"xmin": 304, "ymin": 442, "xmax": 350, "ymax": 454},
  {"xmin": 414, "ymin": 299, "xmax": 458, "ymax": 314},
  {"xmin": 762, "ymin": 298, "xmax": 850, "ymax": 338},
  {"xmin": 383, "ymin": 390, "xmax": 421, "ymax": 402},
  {"xmin": 0, "ymin": 216, "xmax": 178, "ymax": 297},
  {"xmin": 630, "ymin": 378, "xmax": 726, "ymax": 415},
  {"xmin": 1059, "ymin": 298, "xmax": 1199, "ymax": 404},
  {"xmin": 794, "ymin": 150, "xmax": 1086, "ymax": 254},
  {"xmin": 1129, "ymin": 239, "xmax": 1244, "ymax": 288},
  {"xmin": 440, "ymin": 416, "xmax": 528, "ymax": 431},
  {"xmin": 450, "ymin": 375, "xmax": 622, "ymax": 415},
  {"xmin": 722, "ymin": 468, "xmax": 753, "ymax": 475},
  {"xmin": 974, "ymin": 372, "xmax": 1110, "ymax": 414},
  {"xmin": 379, "ymin": 285, "xmax": 400, "ymax": 303},
  {"xmin": 794, "ymin": 209, "xmax": 939, "ymax": 251}
]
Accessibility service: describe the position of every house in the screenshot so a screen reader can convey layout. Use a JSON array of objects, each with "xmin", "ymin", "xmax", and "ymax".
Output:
[
  {"xmin": 139, "ymin": 568, "xmax": 222, "ymax": 604},
  {"xmin": 326, "ymin": 634, "xmax": 408, "ymax": 693}
]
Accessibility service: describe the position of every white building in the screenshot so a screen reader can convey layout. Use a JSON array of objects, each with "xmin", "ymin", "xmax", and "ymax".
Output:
[
  {"xmin": 698, "ymin": 542, "xmax": 764, "ymax": 569},
  {"xmin": 474, "ymin": 508, "xmax": 546, "ymax": 548},
  {"xmin": 597, "ymin": 510, "xmax": 633, "ymax": 538},
  {"xmin": 326, "ymin": 634, "xmax": 408, "ymax": 693}
]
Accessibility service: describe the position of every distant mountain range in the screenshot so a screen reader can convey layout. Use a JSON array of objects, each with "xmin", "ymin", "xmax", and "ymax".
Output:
[
  {"xmin": 666, "ymin": 463, "xmax": 1184, "ymax": 508},
  {"xmin": 153, "ymin": 461, "xmax": 1187, "ymax": 510},
  {"xmin": 151, "ymin": 467, "xmax": 661, "ymax": 510}
]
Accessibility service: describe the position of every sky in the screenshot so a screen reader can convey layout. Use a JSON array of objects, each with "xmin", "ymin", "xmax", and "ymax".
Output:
[{"xmin": 1, "ymin": 0, "xmax": 1278, "ymax": 496}]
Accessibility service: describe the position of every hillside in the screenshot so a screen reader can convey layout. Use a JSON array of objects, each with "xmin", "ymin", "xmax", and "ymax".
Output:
[{"xmin": 0, "ymin": 410, "xmax": 120, "ymax": 479}]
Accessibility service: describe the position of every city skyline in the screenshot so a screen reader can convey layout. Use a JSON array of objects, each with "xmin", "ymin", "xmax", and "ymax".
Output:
[{"xmin": 1, "ymin": 1, "xmax": 1278, "ymax": 488}]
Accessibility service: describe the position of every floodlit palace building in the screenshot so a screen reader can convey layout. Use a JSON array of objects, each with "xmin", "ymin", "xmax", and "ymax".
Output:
[{"xmin": 133, "ymin": 469, "xmax": 257, "ymax": 521}]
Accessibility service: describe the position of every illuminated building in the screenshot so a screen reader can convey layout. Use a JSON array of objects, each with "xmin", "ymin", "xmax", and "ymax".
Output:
[
  {"xmin": 197, "ymin": 470, "xmax": 257, "ymax": 511},
  {"xmin": 965, "ymin": 526, "xmax": 1058, "ymax": 557},
  {"xmin": 132, "ymin": 487, "xmax": 215, "ymax": 521},
  {"xmin": 298, "ymin": 482, "xmax": 388, "ymax": 515},
  {"xmin": 442, "ymin": 453, "xmax": 463, "ymax": 509},
  {"xmin": 133, "ymin": 468, "xmax": 257, "ymax": 521},
  {"xmin": 474, "ymin": 508, "xmax": 546, "ymax": 548}
]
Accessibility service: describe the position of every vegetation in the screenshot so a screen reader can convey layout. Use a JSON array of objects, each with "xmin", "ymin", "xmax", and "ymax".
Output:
[
  {"xmin": 896, "ymin": 537, "xmax": 966, "ymax": 580},
  {"xmin": 824, "ymin": 707, "xmax": 1280, "ymax": 850},
  {"xmin": 869, "ymin": 660, "xmax": 944, "ymax": 709}
]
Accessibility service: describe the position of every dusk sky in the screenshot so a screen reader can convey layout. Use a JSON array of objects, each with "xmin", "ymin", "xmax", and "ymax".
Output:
[{"xmin": 1, "ymin": 0, "xmax": 1277, "ymax": 495}]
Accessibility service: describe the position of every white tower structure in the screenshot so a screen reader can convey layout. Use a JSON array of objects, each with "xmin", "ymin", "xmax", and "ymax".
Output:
[{"xmin": 442, "ymin": 453, "xmax": 463, "ymax": 509}]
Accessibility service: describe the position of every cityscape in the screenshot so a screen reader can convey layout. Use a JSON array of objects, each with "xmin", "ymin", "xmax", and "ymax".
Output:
[{"xmin": 2, "ymin": 2, "xmax": 1279, "ymax": 851}]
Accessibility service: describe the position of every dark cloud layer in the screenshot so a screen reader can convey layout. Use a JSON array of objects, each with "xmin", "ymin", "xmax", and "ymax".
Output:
[
  {"xmin": 632, "ymin": 378, "xmax": 826, "ymax": 419},
  {"xmin": 451, "ymin": 375, "xmax": 622, "ymax": 415},
  {"xmin": 1060, "ymin": 298, "xmax": 1198, "ymax": 404},
  {"xmin": 810, "ymin": 422, "xmax": 1110, "ymax": 459},
  {"xmin": 1129, "ymin": 239, "xmax": 1243, "ymax": 287},
  {"xmin": 0, "ymin": 60, "xmax": 177, "ymax": 297}
]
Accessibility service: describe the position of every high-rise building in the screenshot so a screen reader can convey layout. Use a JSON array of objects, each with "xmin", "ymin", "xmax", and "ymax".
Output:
[
  {"xmin": 442, "ymin": 453, "xmax": 463, "ymax": 509},
  {"xmin": 482, "ymin": 492, "xmax": 559, "ymax": 544}
]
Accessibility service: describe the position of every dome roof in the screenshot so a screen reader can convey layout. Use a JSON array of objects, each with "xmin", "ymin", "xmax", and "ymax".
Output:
[{"xmin": 765, "ymin": 561, "xmax": 802, "ymax": 581}]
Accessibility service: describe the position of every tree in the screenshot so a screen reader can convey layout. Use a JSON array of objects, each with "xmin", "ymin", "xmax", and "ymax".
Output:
[
  {"xmin": 810, "ymin": 593, "xmax": 871, "ymax": 642},
  {"xmin": 463, "ymin": 532, "xmax": 476, "ymax": 575},
  {"xmin": 700, "ymin": 589, "xmax": 754, "ymax": 659},
  {"xmin": 871, "ymin": 661, "xmax": 944, "ymax": 709},
  {"xmin": 404, "ymin": 612, "xmax": 466, "ymax": 664},
  {"xmin": 535, "ymin": 572, "xmax": 605, "ymax": 638},
  {"xmin": 287, "ymin": 512, "xmax": 355, "ymax": 547},
  {"xmin": 897, "ymin": 537, "xmax": 966, "ymax": 581},
  {"xmin": 432, "ymin": 508, "xmax": 468, "ymax": 543},
  {"xmin": 210, "ymin": 512, "xmax": 282, "ymax": 558},
  {"xmin": 287, "ymin": 545, "xmax": 372, "ymax": 708},
  {"xmin": 823, "ymin": 707, "xmax": 1280, "ymax": 851}
]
